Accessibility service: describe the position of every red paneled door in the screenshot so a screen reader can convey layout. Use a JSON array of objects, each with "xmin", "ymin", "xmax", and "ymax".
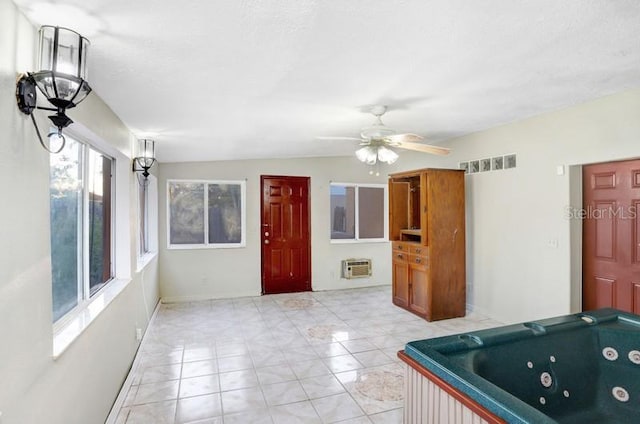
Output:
[
  {"xmin": 261, "ymin": 176, "xmax": 311, "ymax": 294},
  {"xmin": 583, "ymin": 160, "xmax": 640, "ymax": 314}
]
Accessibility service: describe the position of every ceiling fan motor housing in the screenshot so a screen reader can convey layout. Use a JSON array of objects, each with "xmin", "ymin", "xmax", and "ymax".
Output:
[{"xmin": 361, "ymin": 124, "xmax": 395, "ymax": 140}]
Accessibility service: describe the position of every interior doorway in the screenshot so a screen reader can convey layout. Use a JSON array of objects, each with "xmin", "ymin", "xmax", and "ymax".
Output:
[
  {"xmin": 582, "ymin": 159, "xmax": 640, "ymax": 313},
  {"xmin": 260, "ymin": 175, "xmax": 311, "ymax": 294}
]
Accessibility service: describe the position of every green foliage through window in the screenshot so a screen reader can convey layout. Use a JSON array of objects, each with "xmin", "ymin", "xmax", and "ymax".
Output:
[
  {"xmin": 50, "ymin": 136, "xmax": 113, "ymax": 323},
  {"xmin": 168, "ymin": 180, "xmax": 245, "ymax": 248}
]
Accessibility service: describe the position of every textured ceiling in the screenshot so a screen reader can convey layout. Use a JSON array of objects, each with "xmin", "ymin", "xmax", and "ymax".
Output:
[{"xmin": 13, "ymin": 0, "xmax": 640, "ymax": 162}]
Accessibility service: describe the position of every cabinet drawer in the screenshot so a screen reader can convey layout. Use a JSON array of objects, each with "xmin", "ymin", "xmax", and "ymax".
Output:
[
  {"xmin": 410, "ymin": 245, "xmax": 428, "ymax": 256},
  {"xmin": 393, "ymin": 250, "xmax": 409, "ymax": 263},
  {"xmin": 392, "ymin": 241, "xmax": 411, "ymax": 252},
  {"xmin": 393, "ymin": 241, "xmax": 425, "ymax": 252},
  {"xmin": 409, "ymin": 254, "xmax": 428, "ymax": 267}
]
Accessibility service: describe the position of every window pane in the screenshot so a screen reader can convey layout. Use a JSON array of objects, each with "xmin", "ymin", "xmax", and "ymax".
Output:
[
  {"xmin": 50, "ymin": 139, "xmax": 83, "ymax": 322},
  {"xmin": 139, "ymin": 182, "xmax": 148, "ymax": 255},
  {"xmin": 358, "ymin": 187, "xmax": 384, "ymax": 239},
  {"xmin": 88, "ymin": 149, "xmax": 112, "ymax": 295},
  {"xmin": 330, "ymin": 185, "xmax": 355, "ymax": 239},
  {"xmin": 208, "ymin": 184, "xmax": 242, "ymax": 243},
  {"xmin": 169, "ymin": 182, "xmax": 205, "ymax": 244}
]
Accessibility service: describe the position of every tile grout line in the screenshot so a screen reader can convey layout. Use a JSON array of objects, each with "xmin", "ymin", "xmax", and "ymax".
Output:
[{"xmin": 111, "ymin": 286, "xmax": 498, "ymax": 423}]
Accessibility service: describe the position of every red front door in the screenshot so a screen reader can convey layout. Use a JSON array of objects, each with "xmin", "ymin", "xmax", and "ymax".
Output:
[
  {"xmin": 583, "ymin": 160, "xmax": 640, "ymax": 314},
  {"xmin": 261, "ymin": 176, "xmax": 311, "ymax": 294}
]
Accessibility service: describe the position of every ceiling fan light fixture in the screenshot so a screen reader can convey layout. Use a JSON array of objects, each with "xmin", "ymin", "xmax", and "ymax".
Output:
[
  {"xmin": 325, "ymin": 104, "xmax": 452, "ymax": 169},
  {"xmin": 356, "ymin": 146, "xmax": 378, "ymax": 165},
  {"xmin": 377, "ymin": 145, "xmax": 398, "ymax": 164},
  {"xmin": 356, "ymin": 145, "xmax": 399, "ymax": 166}
]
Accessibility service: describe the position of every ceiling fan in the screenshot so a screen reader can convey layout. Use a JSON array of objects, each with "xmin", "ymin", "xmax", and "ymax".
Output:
[{"xmin": 318, "ymin": 105, "xmax": 450, "ymax": 165}]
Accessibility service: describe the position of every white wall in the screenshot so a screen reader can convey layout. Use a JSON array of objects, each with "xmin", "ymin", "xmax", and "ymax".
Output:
[
  {"xmin": 0, "ymin": 2, "xmax": 159, "ymax": 423},
  {"xmin": 159, "ymin": 94, "xmax": 639, "ymax": 325},
  {"xmin": 427, "ymin": 89, "xmax": 640, "ymax": 324},
  {"xmin": 5, "ymin": 0, "xmax": 636, "ymax": 420},
  {"xmin": 158, "ymin": 90, "xmax": 640, "ymax": 325},
  {"xmin": 158, "ymin": 157, "xmax": 409, "ymax": 301}
]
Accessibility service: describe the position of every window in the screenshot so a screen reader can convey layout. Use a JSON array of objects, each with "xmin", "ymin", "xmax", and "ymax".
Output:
[
  {"xmin": 139, "ymin": 180, "xmax": 149, "ymax": 255},
  {"xmin": 330, "ymin": 183, "xmax": 387, "ymax": 242},
  {"xmin": 137, "ymin": 174, "xmax": 158, "ymax": 260},
  {"xmin": 50, "ymin": 135, "xmax": 114, "ymax": 323},
  {"xmin": 168, "ymin": 180, "xmax": 246, "ymax": 248}
]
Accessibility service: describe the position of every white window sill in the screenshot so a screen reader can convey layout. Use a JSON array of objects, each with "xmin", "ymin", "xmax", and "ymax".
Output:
[
  {"xmin": 330, "ymin": 239, "xmax": 390, "ymax": 244},
  {"xmin": 53, "ymin": 278, "xmax": 131, "ymax": 359},
  {"xmin": 136, "ymin": 251, "xmax": 158, "ymax": 272},
  {"xmin": 167, "ymin": 243, "xmax": 246, "ymax": 250}
]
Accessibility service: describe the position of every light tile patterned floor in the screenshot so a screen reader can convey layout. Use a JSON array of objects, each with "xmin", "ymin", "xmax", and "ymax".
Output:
[{"xmin": 110, "ymin": 286, "xmax": 502, "ymax": 423}]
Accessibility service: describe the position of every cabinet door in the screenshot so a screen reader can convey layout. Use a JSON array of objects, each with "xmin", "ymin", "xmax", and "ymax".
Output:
[
  {"xmin": 409, "ymin": 262, "xmax": 429, "ymax": 317},
  {"xmin": 389, "ymin": 181, "xmax": 410, "ymax": 240},
  {"xmin": 392, "ymin": 255, "xmax": 409, "ymax": 308}
]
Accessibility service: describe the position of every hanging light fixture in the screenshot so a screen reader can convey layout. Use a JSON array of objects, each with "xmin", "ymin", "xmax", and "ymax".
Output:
[
  {"xmin": 132, "ymin": 139, "xmax": 157, "ymax": 181},
  {"xmin": 16, "ymin": 25, "xmax": 92, "ymax": 153},
  {"xmin": 355, "ymin": 146, "xmax": 377, "ymax": 165},
  {"xmin": 355, "ymin": 144, "xmax": 399, "ymax": 166},
  {"xmin": 376, "ymin": 145, "xmax": 399, "ymax": 164}
]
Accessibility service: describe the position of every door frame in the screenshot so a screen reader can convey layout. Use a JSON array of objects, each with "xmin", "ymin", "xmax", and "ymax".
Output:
[
  {"xmin": 260, "ymin": 175, "xmax": 312, "ymax": 294},
  {"xmin": 572, "ymin": 158, "xmax": 640, "ymax": 312},
  {"xmin": 578, "ymin": 159, "xmax": 640, "ymax": 313},
  {"xmin": 569, "ymin": 164, "xmax": 584, "ymax": 312}
]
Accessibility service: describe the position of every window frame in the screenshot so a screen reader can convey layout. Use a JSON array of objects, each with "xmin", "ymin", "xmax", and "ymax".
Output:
[
  {"xmin": 167, "ymin": 179, "xmax": 247, "ymax": 249},
  {"xmin": 136, "ymin": 174, "xmax": 158, "ymax": 270},
  {"xmin": 86, "ymin": 147, "xmax": 114, "ymax": 297},
  {"xmin": 139, "ymin": 177, "xmax": 149, "ymax": 256},
  {"xmin": 329, "ymin": 182, "xmax": 388, "ymax": 243},
  {"xmin": 50, "ymin": 132, "xmax": 116, "ymax": 329}
]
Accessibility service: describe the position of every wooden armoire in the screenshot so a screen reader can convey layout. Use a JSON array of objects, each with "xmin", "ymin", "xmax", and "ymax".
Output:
[{"xmin": 389, "ymin": 168, "xmax": 466, "ymax": 321}]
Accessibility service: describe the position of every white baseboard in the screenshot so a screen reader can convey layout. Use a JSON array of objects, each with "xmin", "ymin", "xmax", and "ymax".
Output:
[
  {"xmin": 161, "ymin": 291, "xmax": 262, "ymax": 303},
  {"xmin": 104, "ymin": 301, "xmax": 161, "ymax": 424}
]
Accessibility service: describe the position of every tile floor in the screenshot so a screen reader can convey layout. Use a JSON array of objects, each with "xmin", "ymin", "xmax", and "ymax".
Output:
[{"xmin": 109, "ymin": 286, "xmax": 502, "ymax": 424}]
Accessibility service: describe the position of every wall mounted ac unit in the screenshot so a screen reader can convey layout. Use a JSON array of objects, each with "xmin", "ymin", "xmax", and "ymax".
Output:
[{"xmin": 341, "ymin": 259, "xmax": 372, "ymax": 279}]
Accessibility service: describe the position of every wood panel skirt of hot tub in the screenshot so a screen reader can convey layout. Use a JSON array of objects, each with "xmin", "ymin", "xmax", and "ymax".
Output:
[{"xmin": 399, "ymin": 351, "xmax": 505, "ymax": 424}]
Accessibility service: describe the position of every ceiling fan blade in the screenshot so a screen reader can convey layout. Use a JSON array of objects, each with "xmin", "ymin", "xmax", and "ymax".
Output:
[
  {"xmin": 395, "ymin": 140, "xmax": 451, "ymax": 156},
  {"xmin": 316, "ymin": 136, "xmax": 363, "ymax": 142},
  {"xmin": 385, "ymin": 133, "xmax": 424, "ymax": 143}
]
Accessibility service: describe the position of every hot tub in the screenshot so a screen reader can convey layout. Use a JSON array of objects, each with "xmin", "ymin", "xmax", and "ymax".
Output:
[{"xmin": 399, "ymin": 308, "xmax": 640, "ymax": 424}]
